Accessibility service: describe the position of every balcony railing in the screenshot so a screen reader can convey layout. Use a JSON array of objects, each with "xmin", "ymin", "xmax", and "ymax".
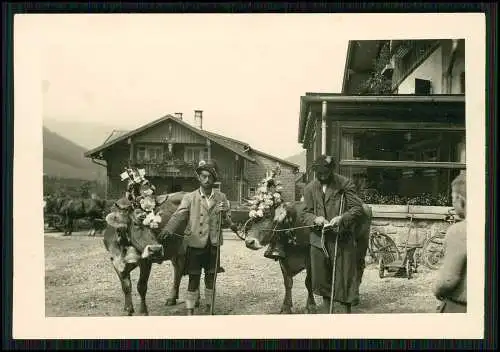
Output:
[{"xmin": 134, "ymin": 159, "xmax": 198, "ymax": 177}]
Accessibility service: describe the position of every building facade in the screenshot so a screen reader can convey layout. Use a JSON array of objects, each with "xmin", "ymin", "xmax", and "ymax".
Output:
[
  {"xmin": 298, "ymin": 39, "xmax": 467, "ymax": 246},
  {"xmin": 342, "ymin": 39, "xmax": 465, "ymax": 95},
  {"xmin": 84, "ymin": 112, "xmax": 300, "ymax": 204},
  {"xmin": 299, "ymin": 39, "xmax": 466, "ymax": 208}
]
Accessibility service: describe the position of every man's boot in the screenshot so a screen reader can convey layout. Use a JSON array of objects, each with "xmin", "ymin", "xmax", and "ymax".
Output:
[
  {"xmin": 186, "ymin": 289, "xmax": 199, "ymax": 316},
  {"xmin": 204, "ymin": 288, "xmax": 215, "ymax": 314}
]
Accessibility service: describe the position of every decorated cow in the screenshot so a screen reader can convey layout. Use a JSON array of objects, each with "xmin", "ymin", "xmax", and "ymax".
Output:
[{"xmin": 102, "ymin": 167, "xmax": 194, "ymax": 316}]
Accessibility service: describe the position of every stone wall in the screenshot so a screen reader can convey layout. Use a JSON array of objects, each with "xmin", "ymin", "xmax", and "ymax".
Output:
[
  {"xmin": 366, "ymin": 204, "xmax": 457, "ymax": 255},
  {"xmin": 370, "ymin": 217, "xmax": 452, "ymax": 247}
]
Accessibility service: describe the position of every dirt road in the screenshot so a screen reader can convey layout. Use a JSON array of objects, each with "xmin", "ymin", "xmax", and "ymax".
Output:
[{"xmin": 45, "ymin": 231, "xmax": 440, "ymax": 316}]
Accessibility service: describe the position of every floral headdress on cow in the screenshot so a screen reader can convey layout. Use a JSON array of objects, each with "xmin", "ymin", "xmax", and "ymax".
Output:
[
  {"xmin": 248, "ymin": 165, "xmax": 284, "ymax": 219},
  {"xmin": 119, "ymin": 167, "xmax": 161, "ymax": 229}
]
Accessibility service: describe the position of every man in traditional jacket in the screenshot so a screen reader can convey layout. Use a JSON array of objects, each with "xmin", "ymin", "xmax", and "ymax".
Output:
[
  {"xmin": 433, "ymin": 171, "xmax": 467, "ymax": 313},
  {"xmin": 159, "ymin": 159, "xmax": 238, "ymax": 315},
  {"xmin": 301, "ymin": 155, "xmax": 365, "ymax": 313}
]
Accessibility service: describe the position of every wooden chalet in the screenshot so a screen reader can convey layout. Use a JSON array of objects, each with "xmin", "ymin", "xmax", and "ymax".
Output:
[{"xmin": 84, "ymin": 111, "xmax": 300, "ymax": 203}]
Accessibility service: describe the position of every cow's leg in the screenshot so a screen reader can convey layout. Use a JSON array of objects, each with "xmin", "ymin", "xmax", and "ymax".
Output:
[
  {"xmin": 137, "ymin": 260, "xmax": 152, "ymax": 316},
  {"xmin": 88, "ymin": 217, "xmax": 95, "ymax": 236},
  {"xmin": 279, "ymin": 259, "xmax": 293, "ymax": 314},
  {"xmin": 305, "ymin": 249, "xmax": 317, "ymax": 314},
  {"xmin": 68, "ymin": 217, "xmax": 74, "ymax": 236},
  {"xmin": 165, "ymin": 257, "xmax": 183, "ymax": 306},
  {"xmin": 63, "ymin": 215, "xmax": 71, "ymax": 236},
  {"xmin": 113, "ymin": 264, "xmax": 135, "ymax": 316}
]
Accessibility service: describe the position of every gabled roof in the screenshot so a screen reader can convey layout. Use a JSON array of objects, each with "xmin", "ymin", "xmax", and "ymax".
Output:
[
  {"xmin": 85, "ymin": 114, "xmax": 256, "ymax": 162},
  {"xmin": 84, "ymin": 114, "xmax": 299, "ymax": 169},
  {"xmin": 202, "ymin": 130, "xmax": 300, "ymax": 170},
  {"xmin": 102, "ymin": 129, "xmax": 129, "ymax": 144},
  {"xmin": 85, "ymin": 114, "xmax": 175, "ymax": 158}
]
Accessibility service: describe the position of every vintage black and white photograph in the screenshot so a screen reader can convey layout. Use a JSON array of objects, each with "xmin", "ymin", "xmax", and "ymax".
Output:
[{"xmin": 13, "ymin": 13, "xmax": 485, "ymax": 339}]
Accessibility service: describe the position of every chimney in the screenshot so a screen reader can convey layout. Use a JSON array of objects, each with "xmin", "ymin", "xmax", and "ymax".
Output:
[
  {"xmin": 174, "ymin": 112, "xmax": 183, "ymax": 120},
  {"xmin": 194, "ymin": 110, "xmax": 203, "ymax": 130}
]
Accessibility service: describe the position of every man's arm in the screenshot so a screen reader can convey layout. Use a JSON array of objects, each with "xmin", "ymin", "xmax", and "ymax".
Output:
[
  {"xmin": 301, "ymin": 186, "xmax": 318, "ymax": 226},
  {"xmin": 433, "ymin": 225, "xmax": 466, "ymax": 299},
  {"xmin": 158, "ymin": 193, "xmax": 192, "ymax": 240},
  {"xmin": 338, "ymin": 180, "xmax": 364, "ymax": 232}
]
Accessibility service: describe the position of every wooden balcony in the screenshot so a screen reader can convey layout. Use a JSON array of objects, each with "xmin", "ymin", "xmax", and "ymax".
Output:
[{"xmin": 134, "ymin": 159, "xmax": 198, "ymax": 178}]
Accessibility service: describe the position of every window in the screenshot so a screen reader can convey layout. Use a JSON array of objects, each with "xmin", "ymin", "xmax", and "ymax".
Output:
[
  {"xmin": 148, "ymin": 146, "xmax": 163, "ymax": 162},
  {"xmin": 249, "ymin": 187, "xmax": 256, "ymax": 198},
  {"xmin": 136, "ymin": 146, "xmax": 146, "ymax": 161},
  {"xmin": 338, "ymin": 128, "xmax": 466, "ymax": 205},
  {"xmin": 414, "ymin": 78, "xmax": 432, "ymax": 95},
  {"xmin": 135, "ymin": 145, "xmax": 163, "ymax": 162},
  {"xmin": 184, "ymin": 146, "xmax": 207, "ymax": 163},
  {"xmin": 213, "ymin": 182, "xmax": 221, "ymax": 191}
]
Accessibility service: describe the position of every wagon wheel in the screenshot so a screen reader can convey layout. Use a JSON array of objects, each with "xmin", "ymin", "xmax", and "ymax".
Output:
[
  {"xmin": 369, "ymin": 231, "xmax": 400, "ymax": 264},
  {"xmin": 412, "ymin": 249, "xmax": 420, "ymax": 273},
  {"xmin": 406, "ymin": 258, "xmax": 412, "ymax": 279},
  {"xmin": 378, "ymin": 257, "xmax": 385, "ymax": 279},
  {"xmin": 422, "ymin": 233, "xmax": 446, "ymax": 270},
  {"xmin": 234, "ymin": 219, "xmax": 251, "ymax": 241}
]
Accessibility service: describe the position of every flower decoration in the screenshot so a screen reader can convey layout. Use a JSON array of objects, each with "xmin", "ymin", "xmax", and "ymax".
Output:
[
  {"xmin": 140, "ymin": 196, "xmax": 156, "ymax": 212},
  {"xmin": 119, "ymin": 167, "xmax": 163, "ymax": 230},
  {"xmin": 248, "ymin": 167, "xmax": 284, "ymax": 219}
]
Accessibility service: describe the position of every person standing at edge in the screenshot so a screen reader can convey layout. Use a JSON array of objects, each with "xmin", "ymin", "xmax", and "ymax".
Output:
[
  {"xmin": 158, "ymin": 159, "xmax": 238, "ymax": 316},
  {"xmin": 433, "ymin": 172, "xmax": 467, "ymax": 313},
  {"xmin": 301, "ymin": 155, "xmax": 364, "ymax": 313}
]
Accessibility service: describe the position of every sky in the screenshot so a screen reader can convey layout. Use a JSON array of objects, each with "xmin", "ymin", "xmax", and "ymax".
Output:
[{"xmin": 40, "ymin": 14, "xmax": 349, "ymax": 159}]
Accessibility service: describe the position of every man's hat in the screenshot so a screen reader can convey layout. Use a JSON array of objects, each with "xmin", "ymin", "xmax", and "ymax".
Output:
[
  {"xmin": 195, "ymin": 159, "xmax": 219, "ymax": 180},
  {"xmin": 312, "ymin": 155, "xmax": 336, "ymax": 172}
]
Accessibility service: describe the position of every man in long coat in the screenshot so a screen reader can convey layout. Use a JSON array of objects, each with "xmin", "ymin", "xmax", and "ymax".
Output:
[
  {"xmin": 159, "ymin": 159, "xmax": 238, "ymax": 315},
  {"xmin": 301, "ymin": 155, "xmax": 365, "ymax": 313}
]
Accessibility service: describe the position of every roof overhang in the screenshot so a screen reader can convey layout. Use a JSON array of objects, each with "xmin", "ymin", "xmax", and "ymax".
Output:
[
  {"xmin": 84, "ymin": 114, "xmax": 257, "ymax": 163},
  {"xmin": 298, "ymin": 93, "xmax": 466, "ymax": 144},
  {"xmin": 341, "ymin": 40, "xmax": 385, "ymax": 94}
]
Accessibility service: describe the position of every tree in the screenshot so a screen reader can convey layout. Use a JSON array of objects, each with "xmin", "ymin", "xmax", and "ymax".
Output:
[{"xmin": 358, "ymin": 41, "xmax": 393, "ymax": 95}]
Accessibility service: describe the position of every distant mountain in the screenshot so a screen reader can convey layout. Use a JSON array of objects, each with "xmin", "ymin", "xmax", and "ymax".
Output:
[
  {"xmin": 43, "ymin": 126, "xmax": 106, "ymax": 181},
  {"xmin": 43, "ymin": 117, "xmax": 121, "ymax": 151},
  {"xmin": 285, "ymin": 150, "xmax": 306, "ymax": 172}
]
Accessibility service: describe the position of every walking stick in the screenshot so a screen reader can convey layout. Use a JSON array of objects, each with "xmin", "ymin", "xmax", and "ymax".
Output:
[
  {"xmin": 329, "ymin": 192, "xmax": 345, "ymax": 314},
  {"xmin": 210, "ymin": 201, "xmax": 225, "ymax": 315}
]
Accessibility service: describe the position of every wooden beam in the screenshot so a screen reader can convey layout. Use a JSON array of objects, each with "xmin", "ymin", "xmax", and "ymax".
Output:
[
  {"xmin": 339, "ymin": 121, "xmax": 465, "ymax": 131},
  {"xmin": 339, "ymin": 159, "xmax": 466, "ymax": 169}
]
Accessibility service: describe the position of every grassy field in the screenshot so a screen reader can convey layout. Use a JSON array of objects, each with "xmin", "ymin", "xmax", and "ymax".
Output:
[{"xmin": 45, "ymin": 231, "xmax": 441, "ymax": 317}]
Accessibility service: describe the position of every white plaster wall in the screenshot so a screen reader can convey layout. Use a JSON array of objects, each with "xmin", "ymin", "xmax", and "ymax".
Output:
[
  {"xmin": 450, "ymin": 55, "xmax": 465, "ymax": 94},
  {"xmin": 397, "ymin": 46, "xmax": 443, "ymax": 94}
]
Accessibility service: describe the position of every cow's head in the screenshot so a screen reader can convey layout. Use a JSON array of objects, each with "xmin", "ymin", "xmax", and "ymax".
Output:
[
  {"xmin": 106, "ymin": 198, "xmax": 164, "ymax": 262},
  {"xmin": 243, "ymin": 171, "xmax": 288, "ymax": 250},
  {"xmin": 244, "ymin": 202, "xmax": 295, "ymax": 250},
  {"xmin": 133, "ymin": 225, "xmax": 164, "ymax": 262}
]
